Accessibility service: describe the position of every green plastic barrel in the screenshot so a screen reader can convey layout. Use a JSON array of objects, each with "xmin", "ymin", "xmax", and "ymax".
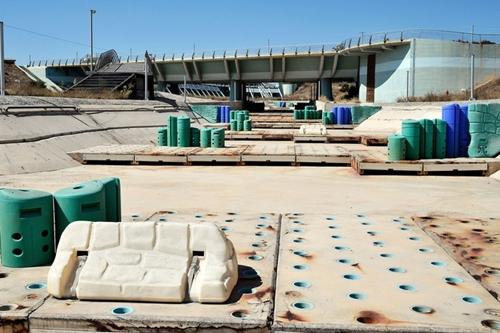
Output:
[
  {"xmin": 419, "ymin": 119, "xmax": 435, "ymax": 159},
  {"xmin": 244, "ymin": 111, "xmax": 250, "ymax": 120},
  {"xmin": 230, "ymin": 110, "xmax": 237, "ymax": 121},
  {"xmin": 54, "ymin": 181, "xmax": 106, "ymax": 240},
  {"xmin": 190, "ymin": 127, "xmax": 200, "ymax": 147},
  {"xmin": 244, "ymin": 120, "xmax": 252, "ymax": 131},
  {"xmin": 98, "ymin": 177, "xmax": 121, "ymax": 222},
  {"xmin": 211, "ymin": 128, "xmax": 225, "ymax": 148},
  {"xmin": 200, "ymin": 128, "xmax": 212, "ymax": 148},
  {"xmin": 157, "ymin": 127, "xmax": 168, "ymax": 146},
  {"xmin": 304, "ymin": 110, "xmax": 311, "ymax": 120},
  {"xmin": 236, "ymin": 112, "xmax": 245, "ymax": 131},
  {"xmin": 230, "ymin": 120, "xmax": 238, "ymax": 131},
  {"xmin": 0, "ymin": 188, "xmax": 55, "ymax": 267},
  {"xmin": 168, "ymin": 116, "xmax": 178, "ymax": 147},
  {"xmin": 433, "ymin": 119, "xmax": 447, "ymax": 159},
  {"xmin": 387, "ymin": 135, "xmax": 407, "ymax": 161},
  {"xmin": 293, "ymin": 110, "xmax": 300, "ymax": 120},
  {"xmin": 322, "ymin": 111, "xmax": 331, "ymax": 125},
  {"xmin": 305, "ymin": 105, "xmax": 316, "ymax": 111},
  {"xmin": 177, "ymin": 116, "xmax": 191, "ymax": 147},
  {"xmin": 401, "ymin": 119, "xmax": 421, "ymax": 160}
]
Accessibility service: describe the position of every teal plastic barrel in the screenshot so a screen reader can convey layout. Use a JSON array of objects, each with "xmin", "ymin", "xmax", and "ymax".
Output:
[
  {"xmin": 236, "ymin": 112, "xmax": 245, "ymax": 131},
  {"xmin": 191, "ymin": 127, "xmax": 200, "ymax": 147},
  {"xmin": 54, "ymin": 181, "xmax": 106, "ymax": 240},
  {"xmin": 387, "ymin": 135, "xmax": 406, "ymax": 161},
  {"xmin": 230, "ymin": 120, "xmax": 238, "ymax": 131},
  {"xmin": 157, "ymin": 127, "xmax": 168, "ymax": 146},
  {"xmin": 433, "ymin": 119, "xmax": 447, "ymax": 159},
  {"xmin": 230, "ymin": 110, "xmax": 236, "ymax": 121},
  {"xmin": 419, "ymin": 119, "xmax": 435, "ymax": 159},
  {"xmin": 0, "ymin": 188, "xmax": 55, "ymax": 267},
  {"xmin": 211, "ymin": 128, "xmax": 225, "ymax": 148},
  {"xmin": 200, "ymin": 128, "xmax": 212, "ymax": 148},
  {"xmin": 98, "ymin": 177, "xmax": 121, "ymax": 222},
  {"xmin": 243, "ymin": 120, "xmax": 252, "ymax": 131},
  {"xmin": 322, "ymin": 111, "xmax": 331, "ymax": 125},
  {"xmin": 177, "ymin": 116, "xmax": 191, "ymax": 147},
  {"xmin": 168, "ymin": 116, "xmax": 178, "ymax": 147},
  {"xmin": 401, "ymin": 119, "xmax": 421, "ymax": 160},
  {"xmin": 305, "ymin": 105, "xmax": 316, "ymax": 111},
  {"xmin": 244, "ymin": 111, "xmax": 250, "ymax": 120}
]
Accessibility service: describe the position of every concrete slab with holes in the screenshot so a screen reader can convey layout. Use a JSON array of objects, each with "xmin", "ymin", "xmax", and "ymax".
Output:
[
  {"xmin": 27, "ymin": 211, "xmax": 279, "ymax": 333},
  {"xmin": 0, "ymin": 261, "xmax": 50, "ymax": 332},
  {"xmin": 273, "ymin": 213, "xmax": 500, "ymax": 333}
]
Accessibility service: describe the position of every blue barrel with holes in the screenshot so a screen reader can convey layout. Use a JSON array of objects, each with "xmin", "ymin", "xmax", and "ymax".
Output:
[
  {"xmin": 0, "ymin": 188, "xmax": 55, "ymax": 267},
  {"xmin": 442, "ymin": 104, "xmax": 460, "ymax": 158}
]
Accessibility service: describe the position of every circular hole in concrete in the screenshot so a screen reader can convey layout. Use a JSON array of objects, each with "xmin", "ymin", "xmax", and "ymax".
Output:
[
  {"xmin": 231, "ymin": 310, "xmax": 248, "ymax": 319},
  {"xmin": 251, "ymin": 242, "xmax": 264, "ymax": 248},
  {"xmin": 328, "ymin": 225, "xmax": 338, "ymax": 229},
  {"xmin": 348, "ymin": 293, "xmax": 366, "ymax": 300},
  {"xmin": 41, "ymin": 230, "xmax": 49, "ymax": 237},
  {"xmin": 293, "ymin": 213, "xmax": 303, "ymax": 216},
  {"xmin": 26, "ymin": 282, "xmax": 46, "ymax": 290},
  {"xmin": 361, "ymin": 222, "xmax": 371, "ymax": 226},
  {"xmin": 292, "ymin": 301, "xmax": 314, "ymax": 310},
  {"xmin": 431, "ymin": 261, "xmax": 447, "ymax": 267},
  {"xmin": 393, "ymin": 218, "xmax": 402, "ymax": 223},
  {"xmin": 248, "ymin": 255, "xmax": 263, "ymax": 261},
  {"xmin": 293, "ymin": 238, "xmax": 304, "ymax": 243},
  {"xmin": 462, "ymin": 296, "xmax": 482, "ymax": 304},
  {"xmin": 293, "ymin": 250, "xmax": 308, "ymax": 257},
  {"xmin": 158, "ymin": 217, "xmax": 167, "ymax": 222},
  {"xmin": 293, "ymin": 220, "xmax": 304, "ymax": 225},
  {"xmin": 444, "ymin": 276, "xmax": 464, "ymax": 284},
  {"xmin": 343, "ymin": 274, "xmax": 360, "ymax": 280},
  {"xmin": 111, "ymin": 306, "xmax": 134, "ymax": 315},
  {"xmin": 389, "ymin": 267, "xmax": 406, "ymax": 273},
  {"xmin": 11, "ymin": 233, "xmax": 22, "ymax": 241},
  {"xmin": 356, "ymin": 214, "xmax": 366, "ymax": 218},
  {"xmin": 255, "ymin": 232, "xmax": 264, "ymax": 237},
  {"xmin": 220, "ymin": 226, "xmax": 230, "ymax": 232},
  {"xmin": 227, "ymin": 212, "xmax": 238, "ymax": 216},
  {"xmin": 131, "ymin": 214, "xmax": 140, "ymax": 218},
  {"xmin": 0, "ymin": 273, "xmax": 8, "ymax": 278},
  {"xmin": 481, "ymin": 319, "xmax": 500, "ymax": 329},
  {"xmin": 326, "ymin": 217, "xmax": 335, "ymax": 221},
  {"xmin": 399, "ymin": 284, "xmax": 416, "ymax": 292},
  {"xmin": 0, "ymin": 304, "xmax": 18, "ymax": 311},
  {"xmin": 337, "ymin": 258, "xmax": 353, "ymax": 264},
  {"xmin": 331, "ymin": 235, "xmax": 342, "ymax": 239},
  {"xmin": 12, "ymin": 248, "xmax": 23, "ymax": 256},
  {"xmin": 356, "ymin": 316, "xmax": 376, "ymax": 324},
  {"xmin": 166, "ymin": 211, "xmax": 176, "ymax": 215},
  {"xmin": 418, "ymin": 248, "xmax": 434, "ymax": 253},
  {"xmin": 256, "ymin": 224, "xmax": 267, "ymax": 228},
  {"xmin": 400, "ymin": 227, "xmax": 410, "ymax": 231},
  {"xmin": 293, "ymin": 280, "xmax": 311, "ymax": 288},
  {"xmin": 259, "ymin": 216, "xmax": 268, "ymax": 220},
  {"xmin": 367, "ymin": 231, "xmax": 377, "ymax": 236},
  {"xmin": 292, "ymin": 228, "xmax": 304, "ymax": 233},
  {"xmin": 293, "ymin": 264, "xmax": 309, "ymax": 270},
  {"xmin": 195, "ymin": 214, "xmax": 203, "ymax": 218},
  {"xmin": 409, "ymin": 236, "xmax": 420, "ymax": 241},
  {"xmin": 334, "ymin": 246, "xmax": 349, "ymax": 251},
  {"xmin": 373, "ymin": 241, "xmax": 384, "ymax": 247},
  {"xmin": 225, "ymin": 219, "xmax": 234, "ymax": 223},
  {"xmin": 485, "ymin": 269, "xmax": 500, "ymax": 276},
  {"xmin": 380, "ymin": 253, "xmax": 393, "ymax": 258},
  {"xmin": 412, "ymin": 305, "xmax": 434, "ymax": 314}
]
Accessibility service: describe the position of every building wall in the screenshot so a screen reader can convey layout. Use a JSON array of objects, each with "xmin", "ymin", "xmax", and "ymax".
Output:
[{"xmin": 359, "ymin": 39, "xmax": 500, "ymax": 103}]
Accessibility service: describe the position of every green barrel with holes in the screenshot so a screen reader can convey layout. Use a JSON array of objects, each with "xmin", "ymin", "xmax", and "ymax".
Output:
[
  {"xmin": 190, "ymin": 127, "xmax": 200, "ymax": 147},
  {"xmin": 401, "ymin": 119, "xmax": 421, "ymax": 160},
  {"xmin": 236, "ymin": 112, "xmax": 246, "ymax": 131},
  {"xmin": 54, "ymin": 181, "xmax": 106, "ymax": 241},
  {"xmin": 322, "ymin": 111, "xmax": 331, "ymax": 125},
  {"xmin": 293, "ymin": 110, "xmax": 300, "ymax": 120},
  {"xmin": 243, "ymin": 120, "xmax": 252, "ymax": 131},
  {"xmin": 387, "ymin": 134, "xmax": 407, "ymax": 161},
  {"xmin": 200, "ymin": 128, "xmax": 212, "ymax": 148},
  {"xmin": 177, "ymin": 116, "xmax": 191, "ymax": 147},
  {"xmin": 230, "ymin": 110, "xmax": 237, "ymax": 121},
  {"xmin": 230, "ymin": 120, "xmax": 238, "ymax": 131},
  {"xmin": 167, "ymin": 116, "xmax": 178, "ymax": 147},
  {"xmin": 0, "ymin": 188, "xmax": 55, "ymax": 267},
  {"xmin": 211, "ymin": 128, "xmax": 225, "ymax": 148},
  {"xmin": 157, "ymin": 127, "xmax": 168, "ymax": 146},
  {"xmin": 433, "ymin": 119, "xmax": 447, "ymax": 159}
]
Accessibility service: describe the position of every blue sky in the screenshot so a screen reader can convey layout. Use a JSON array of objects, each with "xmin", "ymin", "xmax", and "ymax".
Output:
[{"xmin": 2, "ymin": 0, "xmax": 499, "ymax": 64}]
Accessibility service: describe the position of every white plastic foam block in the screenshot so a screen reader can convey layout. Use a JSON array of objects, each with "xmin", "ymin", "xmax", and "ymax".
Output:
[
  {"xmin": 299, "ymin": 124, "xmax": 328, "ymax": 135},
  {"xmin": 47, "ymin": 221, "xmax": 238, "ymax": 303}
]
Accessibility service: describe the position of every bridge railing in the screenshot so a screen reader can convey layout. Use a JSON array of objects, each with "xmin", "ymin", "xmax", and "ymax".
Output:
[{"xmin": 26, "ymin": 29, "xmax": 500, "ymax": 67}]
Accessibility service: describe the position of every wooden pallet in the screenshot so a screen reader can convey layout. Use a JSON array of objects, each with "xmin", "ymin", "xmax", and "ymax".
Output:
[
  {"xmin": 294, "ymin": 135, "xmax": 328, "ymax": 143},
  {"xmin": 241, "ymin": 144, "xmax": 296, "ymax": 164},
  {"xmin": 295, "ymin": 144, "xmax": 351, "ymax": 164},
  {"xmin": 188, "ymin": 146, "xmax": 248, "ymax": 164}
]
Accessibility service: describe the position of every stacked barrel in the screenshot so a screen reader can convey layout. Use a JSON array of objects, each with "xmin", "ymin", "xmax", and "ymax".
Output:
[
  {"xmin": 442, "ymin": 104, "xmax": 470, "ymax": 158},
  {"xmin": 217, "ymin": 105, "xmax": 232, "ymax": 123},
  {"xmin": 294, "ymin": 106, "xmax": 321, "ymax": 120},
  {"xmin": 230, "ymin": 110, "xmax": 252, "ymax": 132},
  {"xmin": 157, "ymin": 115, "xmax": 225, "ymax": 148}
]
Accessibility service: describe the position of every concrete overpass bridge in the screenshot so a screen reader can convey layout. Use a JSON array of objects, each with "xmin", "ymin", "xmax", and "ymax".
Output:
[{"xmin": 24, "ymin": 29, "xmax": 500, "ymax": 102}]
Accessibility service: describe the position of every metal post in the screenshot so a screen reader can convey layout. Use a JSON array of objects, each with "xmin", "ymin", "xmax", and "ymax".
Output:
[
  {"xmin": 144, "ymin": 52, "xmax": 149, "ymax": 100},
  {"xmin": 470, "ymin": 25, "xmax": 475, "ymax": 100},
  {"xmin": 406, "ymin": 70, "xmax": 409, "ymax": 101},
  {"xmin": 90, "ymin": 9, "xmax": 96, "ymax": 71},
  {"xmin": 0, "ymin": 21, "xmax": 5, "ymax": 96},
  {"xmin": 183, "ymin": 75, "xmax": 187, "ymax": 103}
]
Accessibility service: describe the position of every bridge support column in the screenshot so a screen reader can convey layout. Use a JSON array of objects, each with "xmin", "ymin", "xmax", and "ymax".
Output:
[
  {"xmin": 230, "ymin": 80, "xmax": 246, "ymax": 102},
  {"xmin": 319, "ymin": 78, "xmax": 333, "ymax": 101}
]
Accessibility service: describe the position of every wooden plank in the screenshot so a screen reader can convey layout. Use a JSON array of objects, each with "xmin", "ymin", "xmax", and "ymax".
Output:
[
  {"xmin": 29, "ymin": 213, "xmax": 280, "ymax": 333},
  {"xmin": 188, "ymin": 146, "xmax": 248, "ymax": 163},
  {"xmin": 241, "ymin": 144, "xmax": 295, "ymax": 163},
  {"xmin": 0, "ymin": 263, "xmax": 50, "ymax": 333},
  {"xmin": 295, "ymin": 144, "xmax": 351, "ymax": 164},
  {"xmin": 293, "ymin": 135, "xmax": 327, "ymax": 143},
  {"xmin": 360, "ymin": 135, "xmax": 389, "ymax": 146},
  {"xmin": 134, "ymin": 147, "xmax": 200, "ymax": 164},
  {"xmin": 226, "ymin": 131, "xmax": 264, "ymax": 140},
  {"xmin": 351, "ymin": 150, "xmax": 423, "ymax": 174}
]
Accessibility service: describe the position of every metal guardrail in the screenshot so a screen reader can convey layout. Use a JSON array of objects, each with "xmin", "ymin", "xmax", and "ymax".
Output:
[{"xmin": 26, "ymin": 29, "xmax": 500, "ymax": 67}]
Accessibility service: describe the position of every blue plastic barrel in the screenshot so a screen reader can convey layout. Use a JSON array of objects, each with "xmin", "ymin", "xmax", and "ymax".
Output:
[
  {"xmin": 225, "ymin": 106, "xmax": 231, "ymax": 124},
  {"xmin": 442, "ymin": 104, "xmax": 460, "ymax": 158},
  {"xmin": 330, "ymin": 110, "xmax": 336, "ymax": 124},
  {"xmin": 458, "ymin": 104, "xmax": 470, "ymax": 157},
  {"xmin": 216, "ymin": 106, "xmax": 222, "ymax": 123},
  {"xmin": 337, "ymin": 107, "xmax": 344, "ymax": 125},
  {"xmin": 346, "ymin": 107, "xmax": 352, "ymax": 124}
]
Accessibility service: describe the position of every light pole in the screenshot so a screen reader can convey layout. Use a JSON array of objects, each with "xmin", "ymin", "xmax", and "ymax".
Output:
[
  {"xmin": 90, "ymin": 9, "xmax": 96, "ymax": 71},
  {"xmin": 0, "ymin": 21, "xmax": 5, "ymax": 96}
]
